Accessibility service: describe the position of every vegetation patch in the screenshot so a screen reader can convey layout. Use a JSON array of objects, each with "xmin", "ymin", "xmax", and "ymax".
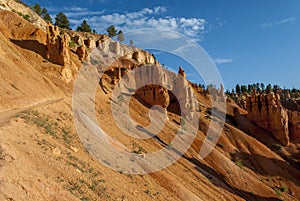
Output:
[
  {"xmin": 272, "ymin": 143, "xmax": 282, "ymax": 151},
  {"xmin": 18, "ymin": 110, "xmax": 74, "ymax": 146},
  {"xmin": 235, "ymin": 158, "xmax": 244, "ymax": 169}
]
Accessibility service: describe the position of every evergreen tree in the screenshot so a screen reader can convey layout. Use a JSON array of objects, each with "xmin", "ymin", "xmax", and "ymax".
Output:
[
  {"xmin": 255, "ymin": 83, "xmax": 260, "ymax": 91},
  {"xmin": 241, "ymin": 85, "xmax": 247, "ymax": 94},
  {"xmin": 266, "ymin": 84, "xmax": 272, "ymax": 93},
  {"xmin": 76, "ymin": 20, "xmax": 91, "ymax": 32},
  {"xmin": 41, "ymin": 8, "xmax": 52, "ymax": 23},
  {"xmin": 235, "ymin": 84, "xmax": 241, "ymax": 95},
  {"xmin": 106, "ymin": 25, "xmax": 117, "ymax": 38},
  {"xmin": 43, "ymin": 13, "xmax": 52, "ymax": 23},
  {"xmin": 273, "ymin": 84, "xmax": 280, "ymax": 91},
  {"xmin": 33, "ymin": 3, "xmax": 41, "ymax": 15},
  {"xmin": 55, "ymin": 12, "xmax": 70, "ymax": 29},
  {"xmin": 260, "ymin": 83, "xmax": 265, "ymax": 91},
  {"xmin": 117, "ymin": 30, "xmax": 124, "ymax": 43},
  {"xmin": 247, "ymin": 84, "xmax": 253, "ymax": 92}
]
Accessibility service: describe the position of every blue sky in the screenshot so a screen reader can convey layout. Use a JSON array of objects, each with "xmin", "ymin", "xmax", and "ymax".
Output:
[{"xmin": 24, "ymin": 0, "xmax": 300, "ymax": 90}]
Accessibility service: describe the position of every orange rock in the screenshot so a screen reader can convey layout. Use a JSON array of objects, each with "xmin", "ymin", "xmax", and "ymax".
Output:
[
  {"xmin": 246, "ymin": 91, "xmax": 290, "ymax": 146},
  {"xmin": 178, "ymin": 66, "xmax": 186, "ymax": 79},
  {"xmin": 45, "ymin": 23, "xmax": 70, "ymax": 66},
  {"xmin": 287, "ymin": 110, "xmax": 300, "ymax": 143},
  {"xmin": 76, "ymin": 45, "xmax": 87, "ymax": 61}
]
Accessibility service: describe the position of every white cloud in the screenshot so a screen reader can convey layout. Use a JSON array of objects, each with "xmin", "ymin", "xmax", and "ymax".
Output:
[
  {"xmin": 261, "ymin": 17, "xmax": 296, "ymax": 28},
  {"xmin": 64, "ymin": 6, "xmax": 206, "ymax": 39},
  {"xmin": 65, "ymin": 6, "xmax": 89, "ymax": 12},
  {"xmin": 65, "ymin": 10, "xmax": 105, "ymax": 18},
  {"xmin": 154, "ymin": 6, "xmax": 167, "ymax": 14},
  {"xmin": 214, "ymin": 58, "xmax": 233, "ymax": 64}
]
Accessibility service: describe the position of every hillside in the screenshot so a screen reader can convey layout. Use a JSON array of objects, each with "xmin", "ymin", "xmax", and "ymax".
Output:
[{"xmin": 0, "ymin": 2, "xmax": 300, "ymax": 201}]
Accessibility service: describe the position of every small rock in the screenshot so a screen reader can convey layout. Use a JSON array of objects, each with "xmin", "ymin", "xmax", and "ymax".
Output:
[
  {"xmin": 70, "ymin": 146, "xmax": 79, "ymax": 153},
  {"xmin": 52, "ymin": 147, "xmax": 61, "ymax": 156}
]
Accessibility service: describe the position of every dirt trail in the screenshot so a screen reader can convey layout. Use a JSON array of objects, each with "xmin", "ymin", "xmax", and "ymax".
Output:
[{"xmin": 0, "ymin": 97, "xmax": 64, "ymax": 126}]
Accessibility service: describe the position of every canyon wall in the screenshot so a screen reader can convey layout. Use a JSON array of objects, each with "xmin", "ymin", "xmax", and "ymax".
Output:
[{"xmin": 246, "ymin": 90, "xmax": 300, "ymax": 145}]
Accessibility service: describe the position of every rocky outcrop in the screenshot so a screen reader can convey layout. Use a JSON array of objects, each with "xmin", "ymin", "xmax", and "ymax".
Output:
[
  {"xmin": 246, "ymin": 91, "xmax": 300, "ymax": 145},
  {"xmin": 76, "ymin": 45, "xmax": 87, "ymax": 61},
  {"xmin": 246, "ymin": 91, "xmax": 290, "ymax": 145},
  {"xmin": 123, "ymin": 65, "xmax": 196, "ymax": 118},
  {"xmin": 178, "ymin": 66, "xmax": 186, "ymax": 79},
  {"xmin": 46, "ymin": 24, "xmax": 70, "ymax": 66},
  {"xmin": 136, "ymin": 85, "xmax": 170, "ymax": 108},
  {"xmin": 208, "ymin": 84, "xmax": 226, "ymax": 102},
  {"xmin": 288, "ymin": 111, "xmax": 300, "ymax": 142},
  {"xmin": 84, "ymin": 38, "xmax": 96, "ymax": 49},
  {"xmin": 281, "ymin": 99, "xmax": 300, "ymax": 111},
  {"xmin": 85, "ymin": 34, "xmax": 195, "ymax": 116},
  {"xmin": 134, "ymin": 65, "xmax": 169, "ymax": 108},
  {"xmin": 132, "ymin": 50, "xmax": 155, "ymax": 64}
]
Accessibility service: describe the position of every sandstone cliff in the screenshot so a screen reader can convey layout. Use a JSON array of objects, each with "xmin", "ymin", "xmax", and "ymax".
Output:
[
  {"xmin": 246, "ymin": 90, "xmax": 300, "ymax": 145},
  {"xmin": 287, "ymin": 110, "xmax": 300, "ymax": 142}
]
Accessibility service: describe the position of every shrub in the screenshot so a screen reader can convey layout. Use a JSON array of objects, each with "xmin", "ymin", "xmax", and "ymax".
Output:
[
  {"xmin": 272, "ymin": 143, "xmax": 282, "ymax": 151},
  {"xmin": 235, "ymin": 158, "xmax": 244, "ymax": 169},
  {"xmin": 69, "ymin": 41, "xmax": 76, "ymax": 48},
  {"xmin": 22, "ymin": 14, "xmax": 30, "ymax": 21}
]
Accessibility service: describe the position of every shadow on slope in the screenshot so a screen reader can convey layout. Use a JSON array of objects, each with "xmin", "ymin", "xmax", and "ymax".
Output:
[
  {"xmin": 187, "ymin": 156, "xmax": 281, "ymax": 201},
  {"xmin": 230, "ymin": 152, "xmax": 300, "ymax": 187},
  {"xmin": 10, "ymin": 39, "xmax": 46, "ymax": 59}
]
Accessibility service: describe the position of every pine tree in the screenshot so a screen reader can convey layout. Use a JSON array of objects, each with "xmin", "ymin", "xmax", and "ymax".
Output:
[
  {"xmin": 33, "ymin": 3, "xmax": 41, "ymax": 15},
  {"xmin": 76, "ymin": 20, "xmax": 91, "ymax": 32},
  {"xmin": 241, "ymin": 85, "xmax": 247, "ymax": 94},
  {"xmin": 55, "ymin": 12, "xmax": 70, "ymax": 29},
  {"xmin": 266, "ymin": 84, "xmax": 272, "ymax": 93},
  {"xmin": 43, "ymin": 13, "xmax": 52, "ymax": 23},
  {"xmin": 235, "ymin": 84, "xmax": 241, "ymax": 95},
  {"xmin": 260, "ymin": 83, "xmax": 265, "ymax": 91},
  {"xmin": 41, "ymin": 8, "xmax": 52, "ymax": 23},
  {"xmin": 106, "ymin": 25, "xmax": 117, "ymax": 38}
]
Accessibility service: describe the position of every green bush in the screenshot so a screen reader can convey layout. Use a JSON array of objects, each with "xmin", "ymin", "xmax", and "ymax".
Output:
[
  {"xmin": 22, "ymin": 14, "xmax": 30, "ymax": 21},
  {"xmin": 69, "ymin": 41, "xmax": 76, "ymax": 48},
  {"xmin": 235, "ymin": 158, "xmax": 244, "ymax": 169},
  {"xmin": 272, "ymin": 143, "xmax": 282, "ymax": 151}
]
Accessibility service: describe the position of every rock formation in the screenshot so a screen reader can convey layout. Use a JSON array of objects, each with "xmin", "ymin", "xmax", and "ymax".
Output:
[
  {"xmin": 132, "ymin": 50, "xmax": 155, "ymax": 64},
  {"xmin": 127, "ymin": 65, "xmax": 196, "ymax": 118},
  {"xmin": 84, "ymin": 38, "xmax": 96, "ymax": 49},
  {"xmin": 136, "ymin": 85, "xmax": 170, "ymax": 108},
  {"xmin": 76, "ymin": 45, "xmax": 87, "ymax": 61},
  {"xmin": 246, "ymin": 91, "xmax": 289, "ymax": 145},
  {"xmin": 134, "ymin": 65, "xmax": 170, "ymax": 108},
  {"xmin": 46, "ymin": 23, "xmax": 70, "ymax": 66},
  {"xmin": 178, "ymin": 66, "xmax": 186, "ymax": 79},
  {"xmin": 246, "ymin": 90, "xmax": 300, "ymax": 145},
  {"xmin": 208, "ymin": 84, "xmax": 227, "ymax": 102},
  {"xmin": 288, "ymin": 111, "xmax": 300, "ymax": 142}
]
